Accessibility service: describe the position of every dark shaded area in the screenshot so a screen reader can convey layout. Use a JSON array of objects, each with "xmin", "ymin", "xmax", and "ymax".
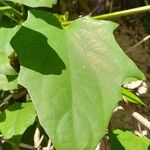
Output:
[
  {"xmin": 109, "ymin": 131, "xmax": 125, "ymax": 150},
  {"xmin": 144, "ymin": 12, "xmax": 150, "ymax": 34},
  {"xmin": 0, "ymin": 15, "xmax": 17, "ymax": 28},
  {"xmin": 51, "ymin": 0, "xmax": 150, "ymax": 20},
  {"xmin": 30, "ymin": 9, "xmax": 62, "ymax": 29},
  {"xmin": 11, "ymin": 89, "xmax": 28, "ymax": 103},
  {"xmin": 11, "ymin": 26, "xmax": 66, "ymax": 75},
  {"xmin": 21, "ymin": 122, "xmax": 37, "ymax": 149},
  {"xmin": 7, "ymin": 102, "xmax": 23, "ymax": 111},
  {"xmin": 1, "ymin": 135, "xmax": 22, "ymax": 150},
  {"xmin": 6, "ymin": 75, "xmax": 18, "ymax": 82},
  {"xmin": 9, "ymin": 135, "xmax": 22, "ymax": 145},
  {"xmin": 0, "ymin": 111, "xmax": 6, "ymax": 123},
  {"xmin": 21, "ymin": 121, "xmax": 52, "ymax": 149},
  {"xmin": 2, "ymin": 141, "xmax": 13, "ymax": 150},
  {"xmin": 120, "ymin": 0, "xmax": 145, "ymax": 9},
  {"xmin": 9, "ymin": 52, "xmax": 20, "ymax": 73},
  {"xmin": 51, "ymin": 0, "xmax": 107, "ymax": 20},
  {"xmin": 90, "ymin": 0, "xmax": 106, "ymax": 15}
]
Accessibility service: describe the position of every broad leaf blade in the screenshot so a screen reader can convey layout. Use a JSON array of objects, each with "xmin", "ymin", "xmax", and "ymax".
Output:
[
  {"xmin": 122, "ymin": 87, "xmax": 146, "ymax": 106},
  {"xmin": 0, "ymin": 102, "xmax": 36, "ymax": 139},
  {"xmin": 5, "ymin": 0, "xmax": 57, "ymax": 8},
  {"xmin": 0, "ymin": 24, "xmax": 19, "ymax": 75},
  {"xmin": 109, "ymin": 129, "xmax": 150, "ymax": 150},
  {"xmin": 0, "ymin": 74, "xmax": 18, "ymax": 90},
  {"xmin": 11, "ymin": 10, "xmax": 144, "ymax": 150}
]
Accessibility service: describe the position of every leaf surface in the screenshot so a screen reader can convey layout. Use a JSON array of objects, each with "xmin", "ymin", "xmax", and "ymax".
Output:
[
  {"xmin": 122, "ymin": 87, "xmax": 146, "ymax": 106},
  {"xmin": 0, "ymin": 74, "xmax": 18, "ymax": 90},
  {"xmin": 0, "ymin": 102, "xmax": 36, "ymax": 139},
  {"xmin": 109, "ymin": 129, "xmax": 150, "ymax": 150},
  {"xmin": 5, "ymin": 0, "xmax": 57, "ymax": 8},
  {"xmin": 11, "ymin": 10, "xmax": 145, "ymax": 150},
  {"xmin": 0, "ymin": 24, "xmax": 19, "ymax": 75}
]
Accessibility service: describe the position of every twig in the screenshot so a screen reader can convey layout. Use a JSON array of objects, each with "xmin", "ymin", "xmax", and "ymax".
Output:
[
  {"xmin": 0, "ymin": 101, "xmax": 6, "ymax": 109},
  {"xmin": 1, "ymin": 137, "xmax": 35, "ymax": 150},
  {"xmin": 93, "ymin": 5, "xmax": 150, "ymax": 20},
  {"xmin": 137, "ymin": 121, "xmax": 142, "ymax": 134},
  {"xmin": 0, "ymin": 134, "xmax": 5, "ymax": 143},
  {"xmin": 20, "ymin": 143, "xmax": 35, "ymax": 150},
  {"xmin": 35, "ymin": 135, "xmax": 44, "ymax": 149},
  {"xmin": 4, "ymin": 13, "xmax": 20, "ymax": 24},
  {"xmin": 95, "ymin": 143, "xmax": 100, "ymax": 150},
  {"xmin": 34, "ymin": 126, "xmax": 41, "ymax": 149},
  {"xmin": 109, "ymin": 0, "xmax": 114, "ymax": 13},
  {"xmin": 0, "ymin": 6, "xmax": 12, "ymax": 14},
  {"xmin": 46, "ymin": 140, "xmax": 54, "ymax": 150},
  {"xmin": 50, "ymin": 145, "xmax": 54, "ymax": 150},
  {"xmin": 34, "ymin": 126, "xmax": 44, "ymax": 149},
  {"xmin": 125, "ymin": 35, "xmax": 150, "ymax": 53},
  {"xmin": 89, "ymin": 0, "xmax": 106, "ymax": 16},
  {"xmin": 144, "ymin": 0, "xmax": 149, "ymax": 5},
  {"xmin": 121, "ymin": 103, "xmax": 150, "ymax": 130},
  {"xmin": 47, "ymin": 140, "xmax": 51, "ymax": 149},
  {"xmin": 0, "ymin": 0, "xmax": 23, "ymax": 18},
  {"xmin": 0, "ymin": 93, "xmax": 13, "ymax": 110},
  {"xmin": 43, "ymin": 140, "xmax": 54, "ymax": 150},
  {"xmin": 133, "ymin": 118, "xmax": 143, "ymax": 137},
  {"xmin": 132, "ymin": 112, "xmax": 150, "ymax": 130}
]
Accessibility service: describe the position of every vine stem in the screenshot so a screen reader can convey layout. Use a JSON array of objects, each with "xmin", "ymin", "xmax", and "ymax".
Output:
[
  {"xmin": 0, "ymin": 6, "xmax": 12, "ymax": 14},
  {"xmin": 62, "ymin": 5, "xmax": 150, "ymax": 26},
  {"xmin": 0, "ymin": 0, "xmax": 23, "ymax": 18}
]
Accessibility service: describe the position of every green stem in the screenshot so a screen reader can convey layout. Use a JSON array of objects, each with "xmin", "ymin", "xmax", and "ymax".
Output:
[
  {"xmin": 0, "ymin": 6, "xmax": 12, "ymax": 14},
  {"xmin": 93, "ymin": 5, "xmax": 150, "ymax": 20},
  {"xmin": 61, "ymin": 20, "xmax": 72, "ymax": 26},
  {"xmin": 5, "ymin": 13, "xmax": 21, "ymax": 24},
  {"xmin": 0, "ymin": 0, "xmax": 23, "ymax": 18},
  {"xmin": 62, "ymin": 5, "xmax": 150, "ymax": 26}
]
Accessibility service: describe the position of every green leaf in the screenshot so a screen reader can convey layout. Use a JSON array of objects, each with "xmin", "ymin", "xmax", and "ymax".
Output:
[
  {"xmin": 0, "ymin": 74, "xmax": 18, "ymax": 90},
  {"xmin": 10, "ymin": 10, "xmax": 145, "ymax": 150},
  {"xmin": 5, "ymin": 0, "xmax": 57, "ymax": 8},
  {"xmin": 0, "ymin": 24, "xmax": 19, "ymax": 56},
  {"xmin": 0, "ymin": 102, "xmax": 36, "ymax": 139},
  {"xmin": 0, "ymin": 24, "xmax": 19, "ymax": 75},
  {"xmin": 109, "ymin": 129, "xmax": 150, "ymax": 150},
  {"xmin": 122, "ymin": 87, "xmax": 146, "ymax": 106}
]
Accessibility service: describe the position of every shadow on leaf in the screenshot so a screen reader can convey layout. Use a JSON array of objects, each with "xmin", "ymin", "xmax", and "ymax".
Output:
[
  {"xmin": 0, "ymin": 111, "xmax": 6, "ymax": 123},
  {"xmin": 30, "ymin": 9, "xmax": 62, "ymax": 29},
  {"xmin": 7, "ymin": 102, "xmax": 23, "ymax": 111},
  {"xmin": 109, "ymin": 131, "xmax": 125, "ymax": 150},
  {"xmin": 11, "ymin": 26, "xmax": 66, "ymax": 75}
]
